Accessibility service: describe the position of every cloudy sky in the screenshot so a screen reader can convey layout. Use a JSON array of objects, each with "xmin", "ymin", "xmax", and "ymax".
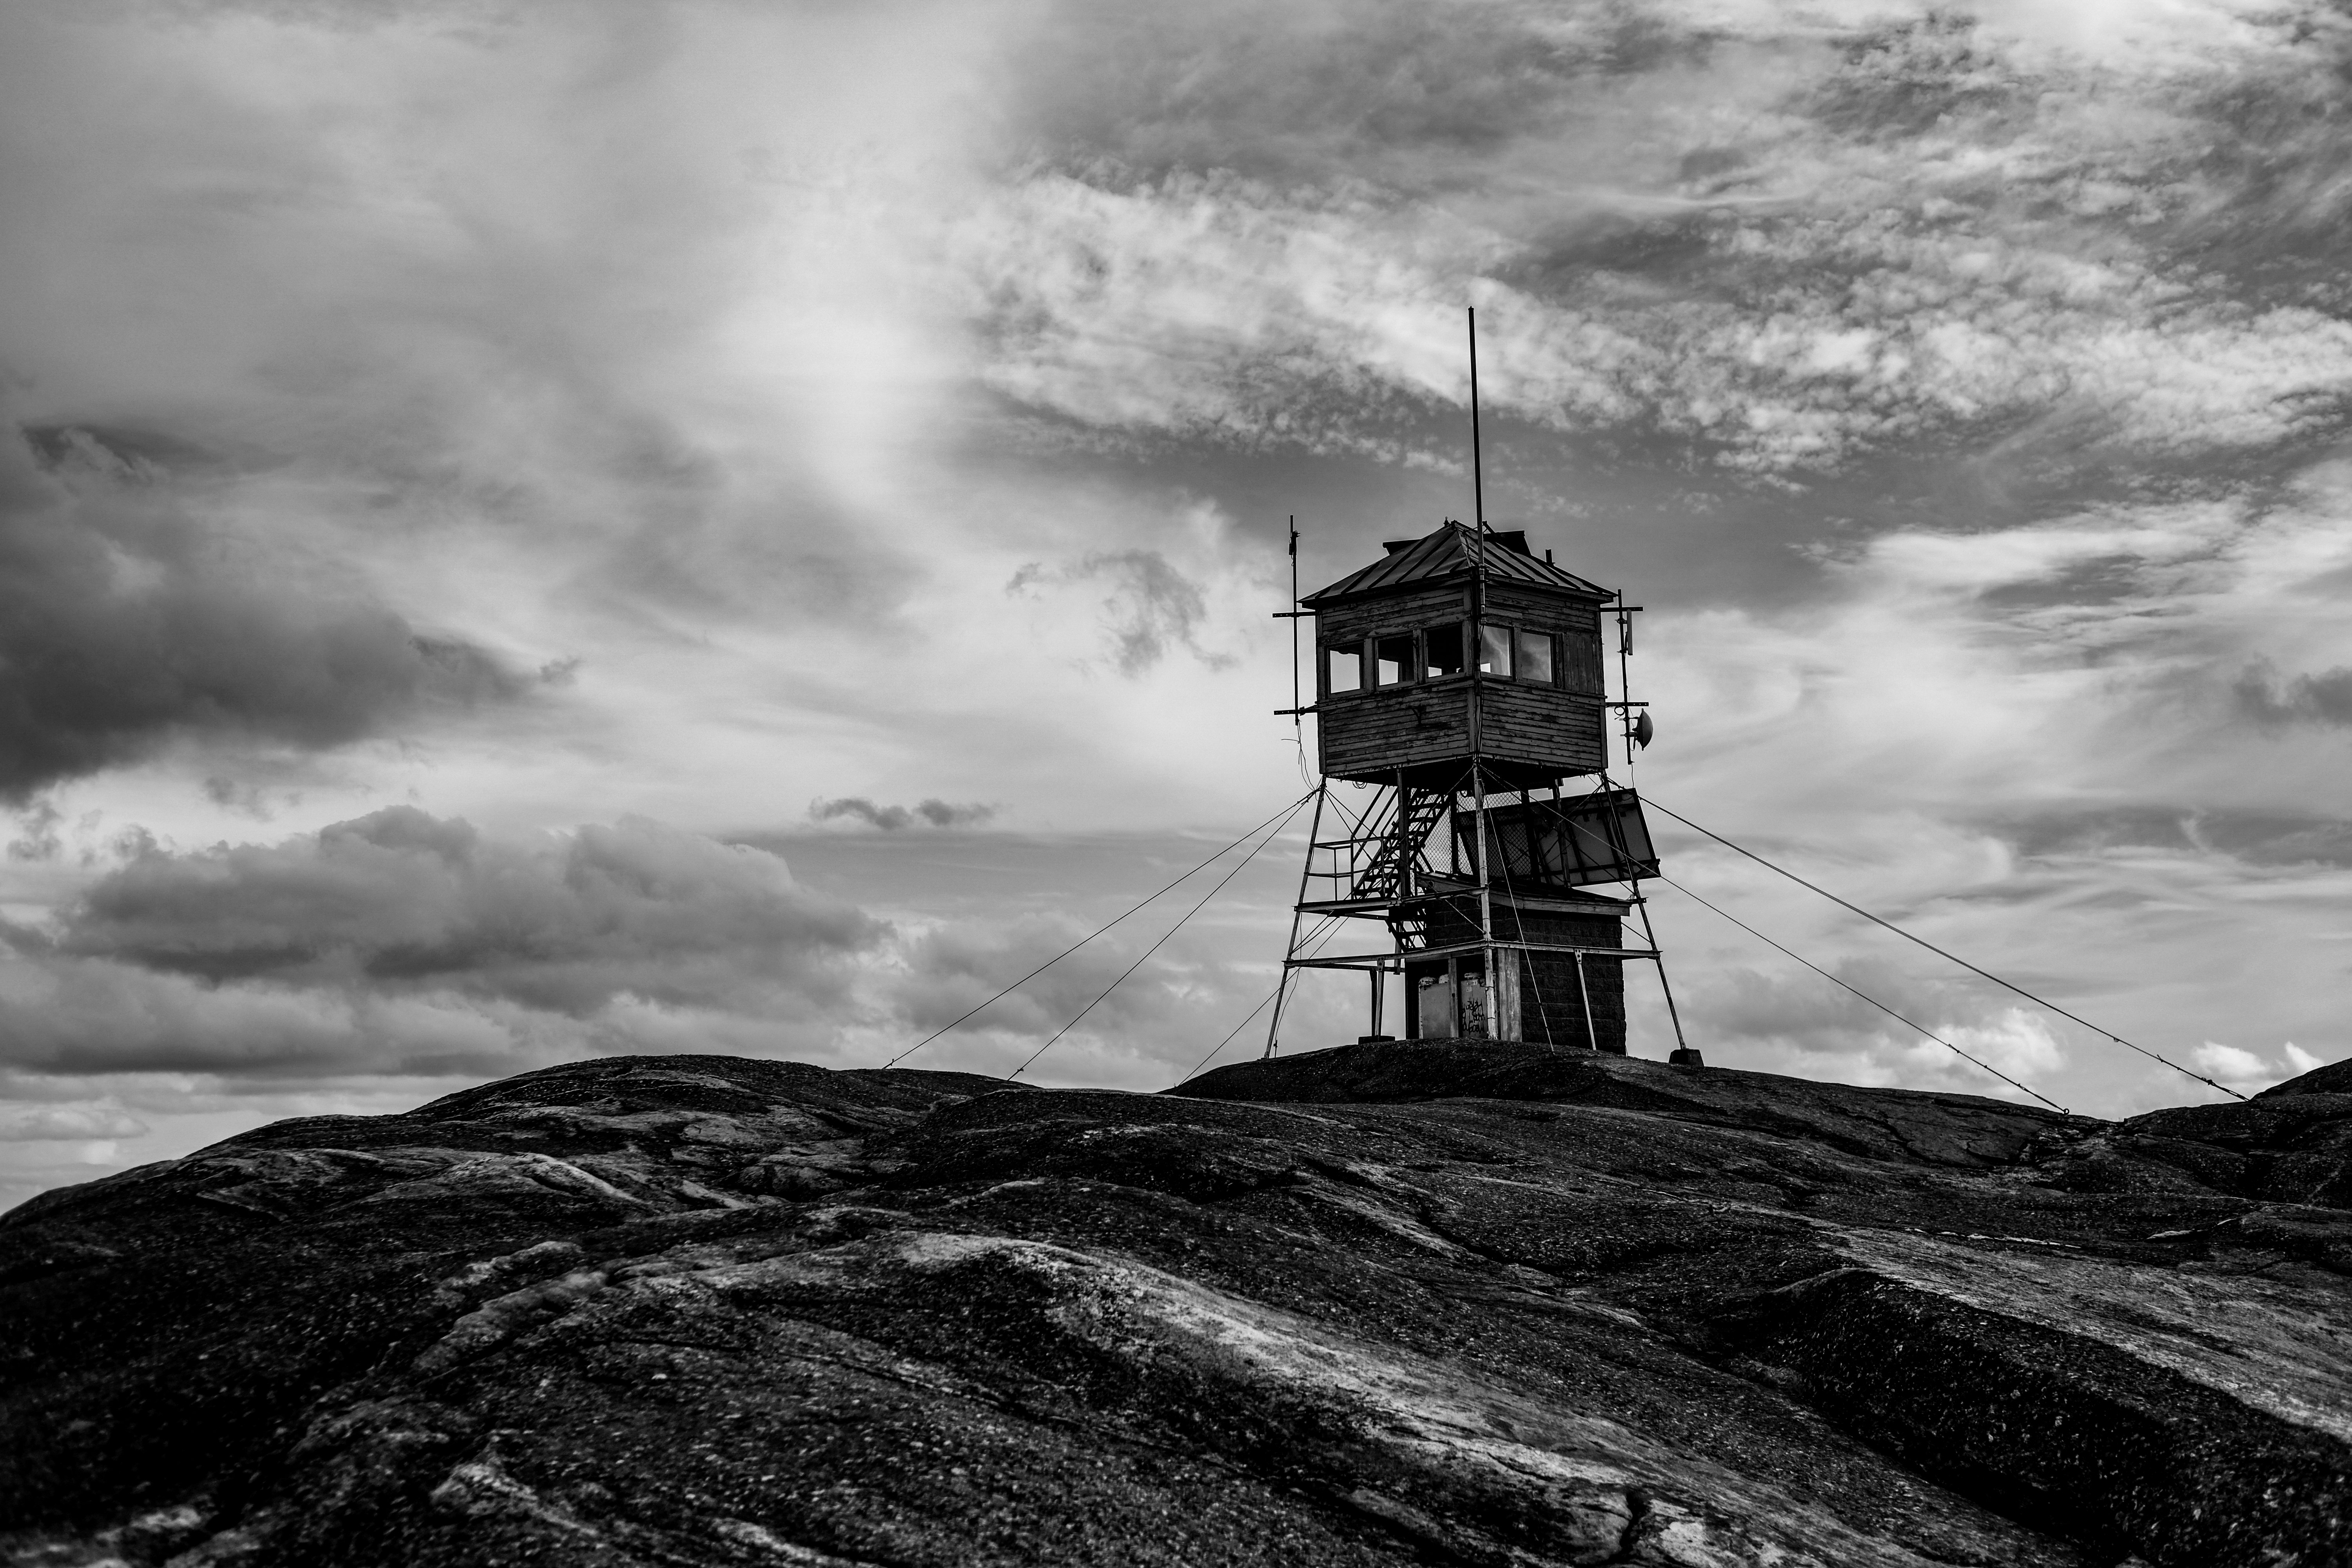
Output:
[{"xmin": 4, "ymin": 0, "xmax": 2349, "ymax": 1206}]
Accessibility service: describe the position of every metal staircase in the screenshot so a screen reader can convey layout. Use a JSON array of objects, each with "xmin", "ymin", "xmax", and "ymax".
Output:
[
  {"xmin": 1352, "ymin": 787, "xmax": 1450, "ymax": 902},
  {"xmin": 1301, "ymin": 783, "xmax": 1455, "ymax": 910}
]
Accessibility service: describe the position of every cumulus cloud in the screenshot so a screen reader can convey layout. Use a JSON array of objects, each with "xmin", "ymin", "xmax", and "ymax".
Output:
[
  {"xmin": 809, "ymin": 798, "xmax": 997, "ymax": 831},
  {"xmin": 1648, "ymin": 937, "xmax": 2078, "ymax": 1104},
  {"xmin": 1666, "ymin": 939, "xmax": 2069, "ymax": 1093},
  {"xmin": 2190, "ymin": 1040, "xmax": 2328, "ymax": 1093},
  {"xmin": 0, "ymin": 423, "xmax": 529, "ymax": 803}
]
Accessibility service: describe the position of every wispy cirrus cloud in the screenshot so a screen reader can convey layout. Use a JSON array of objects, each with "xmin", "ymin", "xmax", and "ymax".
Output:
[{"xmin": 955, "ymin": 4, "xmax": 2352, "ymax": 474}]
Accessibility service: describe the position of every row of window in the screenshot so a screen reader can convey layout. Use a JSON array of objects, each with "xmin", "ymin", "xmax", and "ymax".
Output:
[{"xmin": 1324, "ymin": 622, "xmax": 1559, "ymax": 695}]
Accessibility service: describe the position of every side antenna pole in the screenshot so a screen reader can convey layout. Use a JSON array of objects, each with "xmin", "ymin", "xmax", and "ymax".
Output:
[
  {"xmin": 1616, "ymin": 607, "xmax": 1637, "ymax": 770},
  {"xmin": 1289, "ymin": 517, "xmax": 1300, "ymax": 744}
]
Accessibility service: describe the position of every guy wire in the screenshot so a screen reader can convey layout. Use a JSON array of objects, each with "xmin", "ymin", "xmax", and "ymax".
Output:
[
  {"xmin": 1659, "ymin": 873, "xmax": 2070, "ymax": 1113},
  {"xmin": 1642, "ymin": 795, "xmax": 2246, "ymax": 1102},
  {"xmin": 884, "ymin": 790, "xmax": 1317, "ymax": 1068},
  {"xmin": 1009, "ymin": 792, "xmax": 1315, "ymax": 1081}
]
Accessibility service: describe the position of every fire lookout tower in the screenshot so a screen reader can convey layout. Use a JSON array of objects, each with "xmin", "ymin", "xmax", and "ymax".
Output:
[{"xmin": 1267, "ymin": 519, "xmax": 1682, "ymax": 1057}]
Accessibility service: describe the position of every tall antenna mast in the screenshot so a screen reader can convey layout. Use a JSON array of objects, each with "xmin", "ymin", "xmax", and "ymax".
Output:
[
  {"xmin": 1467, "ymin": 306, "xmax": 1495, "ymax": 1040},
  {"xmin": 1466, "ymin": 305, "xmax": 1489, "ymax": 612},
  {"xmin": 1468, "ymin": 307, "xmax": 1485, "ymax": 532}
]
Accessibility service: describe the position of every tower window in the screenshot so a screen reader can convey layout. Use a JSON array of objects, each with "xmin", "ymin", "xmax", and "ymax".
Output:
[
  {"xmin": 1425, "ymin": 623, "xmax": 1465, "ymax": 678},
  {"xmin": 1374, "ymin": 633, "xmax": 1415, "ymax": 686},
  {"xmin": 1325, "ymin": 643, "xmax": 1362, "ymax": 694},
  {"xmin": 1478, "ymin": 623, "xmax": 1513, "ymax": 677},
  {"xmin": 1515, "ymin": 628, "xmax": 1555, "ymax": 685}
]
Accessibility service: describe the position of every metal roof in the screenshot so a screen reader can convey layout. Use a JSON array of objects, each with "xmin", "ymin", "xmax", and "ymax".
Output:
[{"xmin": 1301, "ymin": 522, "xmax": 1612, "ymax": 606}]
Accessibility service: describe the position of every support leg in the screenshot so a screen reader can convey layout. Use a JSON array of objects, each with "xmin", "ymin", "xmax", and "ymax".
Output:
[
  {"xmin": 1471, "ymin": 760, "xmax": 1495, "ymax": 1042},
  {"xmin": 1636, "ymin": 897, "xmax": 1699, "ymax": 1067},
  {"xmin": 1575, "ymin": 951, "xmax": 1597, "ymax": 1054},
  {"xmin": 1263, "ymin": 785, "xmax": 1328, "ymax": 1060}
]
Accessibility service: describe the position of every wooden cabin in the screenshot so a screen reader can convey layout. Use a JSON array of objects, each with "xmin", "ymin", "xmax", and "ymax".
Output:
[{"xmin": 1302, "ymin": 523, "xmax": 1612, "ymax": 787}]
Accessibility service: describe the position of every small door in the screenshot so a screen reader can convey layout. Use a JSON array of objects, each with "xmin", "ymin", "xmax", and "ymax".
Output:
[
  {"xmin": 1412, "ymin": 966, "xmax": 1454, "ymax": 1039},
  {"xmin": 1409, "ymin": 955, "xmax": 1493, "ymax": 1039},
  {"xmin": 1457, "ymin": 963, "xmax": 1488, "ymax": 1038}
]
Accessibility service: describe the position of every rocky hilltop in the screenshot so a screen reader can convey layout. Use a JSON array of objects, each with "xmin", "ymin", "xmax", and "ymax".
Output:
[{"xmin": 3, "ymin": 1044, "xmax": 2348, "ymax": 1568}]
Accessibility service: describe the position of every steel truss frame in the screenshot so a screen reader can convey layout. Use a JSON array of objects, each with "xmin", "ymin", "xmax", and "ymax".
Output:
[{"xmin": 1263, "ymin": 759, "xmax": 1672, "ymax": 1056}]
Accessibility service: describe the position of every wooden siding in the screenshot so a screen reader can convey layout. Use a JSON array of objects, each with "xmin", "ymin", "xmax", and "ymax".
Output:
[
  {"xmin": 1482, "ymin": 581, "xmax": 1602, "ymax": 628},
  {"xmin": 1318, "ymin": 682, "xmax": 1473, "ymax": 780},
  {"xmin": 1559, "ymin": 629, "xmax": 1605, "ymax": 696},
  {"xmin": 1318, "ymin": 680, "xmax": 1604, "ymax": 782},
  {"xmin": 1475, "ymin": 683, "xmax": 1607, "ymax": 775},
  {"xmin": 1315, "ymin": 586, "xmax": 1469, "ymax": 648},
  {"xmin": 1323, "ymin": 581, "xmax": 1600, "ymax": 645}
]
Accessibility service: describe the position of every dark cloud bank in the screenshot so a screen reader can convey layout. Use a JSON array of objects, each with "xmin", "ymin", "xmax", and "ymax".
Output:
[
  {"xmin": 0, "ymin": 808, "xmax": 884, "ymax": 1080},
  {"xmin": 0, "ymin": 424, "xmax": 526, "ymax": 804}
]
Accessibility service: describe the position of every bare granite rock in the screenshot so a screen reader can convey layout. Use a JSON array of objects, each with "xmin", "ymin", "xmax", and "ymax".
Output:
[{"xmin": 1, "ymin": 1045, "xmax": 2345, "ymax": 1567}]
